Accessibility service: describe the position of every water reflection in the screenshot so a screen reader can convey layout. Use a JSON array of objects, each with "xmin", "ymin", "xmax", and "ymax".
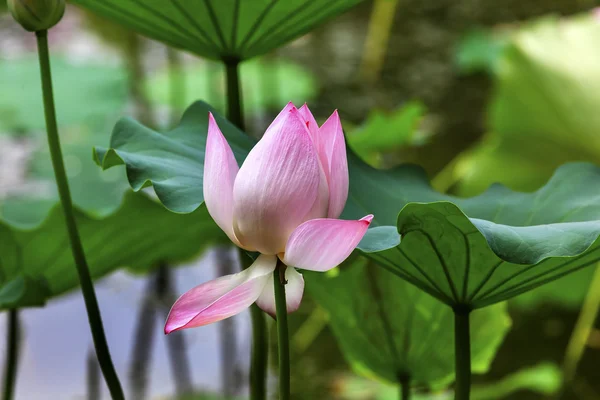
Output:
[{"xmin": 0, "ymin": 251, "xmax": 251, "ymax": 399}]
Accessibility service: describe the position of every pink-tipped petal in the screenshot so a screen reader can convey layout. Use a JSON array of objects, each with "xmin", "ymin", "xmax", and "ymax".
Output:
[
  {"xmin": 318, "ymin": 111, "xmax": 349, "ymax": 218},
  {"xmin": 164, "ymin": 254, "xmax": 277, "ymax": 333},
  {"xmin": 283, "ymin": 215, "xmax": 374, "ymax": 272},
  {"xmin": 232, "ymin": 105, "xmax": 329, "ymax": 254},
  {"xmin": 298, "ymin": 103, "xmax": 319, "ymax": 140},
  {"xmin": 255, "ymin": 266, "xmax": 305, "ymax": 318},
  {"xmin": 203, "ymin": 113, "xmax": 243, "ymax": 246}
]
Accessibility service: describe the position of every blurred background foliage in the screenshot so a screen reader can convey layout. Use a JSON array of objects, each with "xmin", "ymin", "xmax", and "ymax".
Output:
[{"xmin": 1, "ymin": 0, "xmax": 600, "ymax": 399}]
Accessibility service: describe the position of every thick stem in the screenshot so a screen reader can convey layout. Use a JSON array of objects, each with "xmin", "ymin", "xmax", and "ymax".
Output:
[
  {"xmin": 35, "ymin": 30, "xmax": 124, "ymax": 400},
  {"xmin": 274, "ymin": 260, "xmax": 290, "ymax": 400},
  {"xmin": 238, "ymin": 250, "xmax": 267, "ymax": 400},
  {"xmin": 359, "ymin": 0, "xmax": 400, "ymax": 83},
  {"xmin": 156, "ymin": 264, "xmax": 194, "ymax": 397},
  {"xmin": 224, "ymin": 57, "xmax": 245, "ymax": 131},
  {"xmin": 2, "ymin": 310, "xmax": 19, "ymax": 400},
  {"xmin": 454, "ymin": 308, "xmax": 471, "ymax": 400},
  {"xmin": 87, "ymin": 348, "xmax": 101, "ymax": 400},
  {"xmin": 562, "ymin": 264, "xmax": 600, "ymax": 388},
  {"xmin": 215, "ymin": 248, "xmax": 239, "ymax": 397},
  {"xmin": 399, "ymin": 375, "xmax": 410, "ymax": 400},
  {"xmin": 129, "ymin": 274, "xmax": 157, "ymax": 400},
  {"xmin": 125, "ymin": 33, "xmax": 153, "ymax": 127}
]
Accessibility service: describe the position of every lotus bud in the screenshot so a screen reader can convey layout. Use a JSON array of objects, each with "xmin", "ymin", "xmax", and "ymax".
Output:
[{"xmin": 7, "ymin": 0, "xmax": 65, "ymax": 32}]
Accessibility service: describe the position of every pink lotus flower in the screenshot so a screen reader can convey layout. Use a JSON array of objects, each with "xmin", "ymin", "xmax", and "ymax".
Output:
[{"xmin": 164, "ymin": 103, "xmax": 373, "ymax": 334}]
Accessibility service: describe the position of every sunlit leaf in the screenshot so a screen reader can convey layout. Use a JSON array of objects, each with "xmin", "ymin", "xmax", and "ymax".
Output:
[
  {"xmin": 70, "ymin": 0, "xmax": 365, "ymax": 60},
  {"xmin": 444, "ymin": 13, "xmax": 600, "ymax": 196},
  {"xmin": 306, "ymin": 257, "xmax": 510, "ymax": 387}
]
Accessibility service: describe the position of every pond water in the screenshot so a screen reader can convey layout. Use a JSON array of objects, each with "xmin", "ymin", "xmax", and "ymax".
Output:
[{"xmin": 0, "ymin": 252, "xmax": 252, "ymax": 399}]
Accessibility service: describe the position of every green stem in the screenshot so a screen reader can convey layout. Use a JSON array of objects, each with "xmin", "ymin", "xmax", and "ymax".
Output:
[
  {"xmin": 2, "ymin": 310, "xmax": 19, "ymax": 400},
  {"xmin": 224, "ymin": 57, "xmax": 245, "ymax": 131},
  {"xmin": 399, "ymin": 375, "xmax": 410, "ymax": 400},
  {"xmin": 454, "ymin": 308, "xmax": 471, "ymax": 400},
  {"xmin": 274, "ymin": 260, "xmax": 291, "ymax": 400},
  {"xmin": 239, "ymin": 250, "xmax": 267, "ymax": 400},
  {"xmin": 87, "ymin": 348, "xmax": 101, "ymax": 400},
  {"xmin": 562, "ymin": 264, "xmax": 600, "ymax": 388},
  {"xmin": 35, "ymin": 30, "xmax": 124, "ymax": 400}
]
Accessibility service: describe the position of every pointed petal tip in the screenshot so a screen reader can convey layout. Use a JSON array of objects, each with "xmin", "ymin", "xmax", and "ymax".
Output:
[
  {"xmin": 361, "ymin": 215, "xmax": 374, "ymax": 224},
  {"xmin": 164, "ymin": 324, "xmax": 175, "ymax": 335}
]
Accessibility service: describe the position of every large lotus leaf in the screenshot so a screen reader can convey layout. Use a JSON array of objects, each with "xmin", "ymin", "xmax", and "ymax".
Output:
[
  {"xmin": 350, "ymin": 160, "xmax": 600, "ymax": 308},
  {"xmin": 0, "ymin": 192, "xmax": 225, "ymax": 309},
  {"xmin": 0, "ymin": 57, "xmax": 127, "ymax": 134},
  {"xmin": 95, "ymin": 101, "xmax": 255, "ymax": 213},
  {"xmin": 444, "ymin": 13, "xmax": 600, "ymax": 196},
  {"xmin": 70, "ymin": 0, "xmax": 364, "ymax": 61},
  {"xmin": 146, "ymin": 58, "xmax": 317, "ymax": 117},
  {"xmin": 94, "ymin": 102, "xmax": 600, "ymax": 308},
  {"xmin": 306, "ymin": 257, "xmax": 510, "ymax": 387}
]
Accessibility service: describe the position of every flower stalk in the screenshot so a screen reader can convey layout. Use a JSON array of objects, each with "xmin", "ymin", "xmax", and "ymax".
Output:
[
  {"xmin": 274, "ymin": 260, "xmax": 291, "ymax": 400},
  {"xmin": 35, "ymin": 30, "xmax": 124, "ymax": 400},
  {"xmin": 224, "ymin": 57, "xmax": 245, "ymax": 131},
  {"xmin": 240, "ymin": 251, "xmax": 268, "ymax": 400},
  {"xmin": 454, "ymin": 308, "xmax": 471, "ymax": 400},
  {"xmin": 399, "ymin": 374, "xmax": 410, "ymax": 400},
  {"xmin": 2, "ymin": 310, "xmax": 19, "ymax": 400}
]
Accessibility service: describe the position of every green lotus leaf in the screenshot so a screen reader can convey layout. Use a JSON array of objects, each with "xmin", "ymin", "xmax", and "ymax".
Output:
[
  {"xmin": 0, "ymin": 191, "xmax": 225, "ymax": 309},
  {"xmin": 306, "ymin": 257, "xmax": 510, "ymax": 387},
  {"xmin": 70, "ymin": 0, "xmax": 365, "ymax": 60}
]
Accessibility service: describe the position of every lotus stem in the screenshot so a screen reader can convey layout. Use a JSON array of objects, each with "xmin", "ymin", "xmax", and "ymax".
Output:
[
  {"xmin": 399, "ymin": 374, "xmax": 410, "ymax": 400},
  {"xmin": 224, "ymin": 57, "xmax": 245, "ymax": 131},
  {"xmin": 359, "ymin": 0, "xmax": 400, "ymax": 83},
  {"xmin": 561, "ymin": 264, "xmax": 600, "ymax": 390},
  {"xmin": 454, "ymin": 307, "xmax": 471, "ymax": 400},
  {"xmin": 2, "ymin": 310, "xmax": 19, "ymax": 400},
  {"xmin": 35, "ymin": 30, "xmax": 124, "ymax": 400},
  {"xmin": 156, "ymin": 264, "xmax": 193, "ymax": 397},
  {"xmin": 87, "ymin": 348, "xmax": 101, "ymax": 400},
  {"xmin": 214, "ymin": 248, "xmax": 239, "ymax": 397},
  {"xmin": 274, "ymin": 260, "xmax": 291, "ymax": 400},
  {"xmin": 239, "ymin": 250, "xmax": 268, "ymax": 400}
]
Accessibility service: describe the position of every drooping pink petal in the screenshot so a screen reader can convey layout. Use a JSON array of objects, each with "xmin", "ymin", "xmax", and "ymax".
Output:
[
  {"xmin": 164, "ymin": 254, "xmax": 277, "ymax": 333},
  {"xmin": 283, "ymin": 215, "xmax": 374, "ymax": 272},
  {"xmin": 255, "ymin": 266, "xmax": 305, "ymax": 318},
  {"xmin": 318, "ymin": 111, "xmax": 349, "ymax": 218},
  {"xmin": 232, "ymin": 105, "xmax": 329, "ymax": 255},
  {"xmin": 203, "ymin": 113, "xmax": 245, "ymax": 247}
]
